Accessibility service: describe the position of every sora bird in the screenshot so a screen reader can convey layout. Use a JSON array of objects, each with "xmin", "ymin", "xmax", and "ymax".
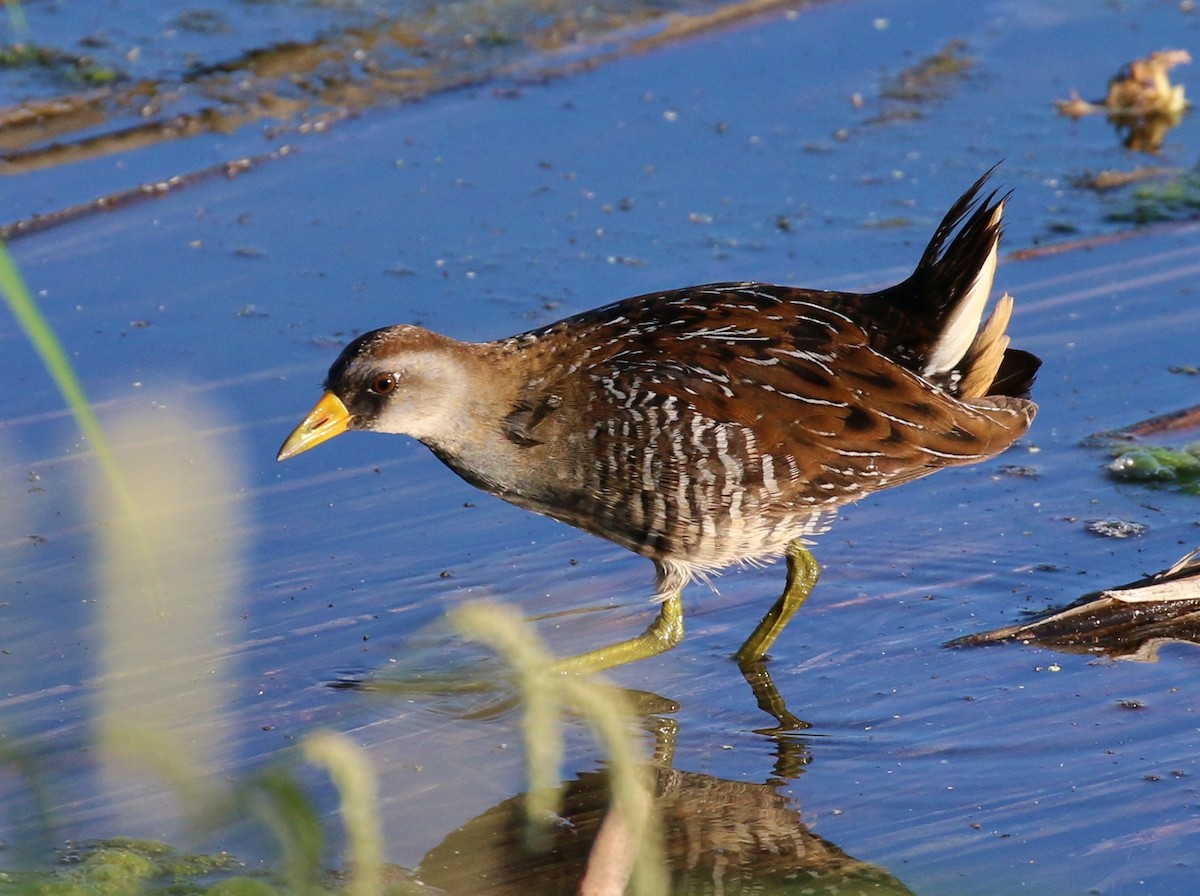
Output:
[{"xmin": 278, "ymin": 172, "xmax": 1039, "ymax": 672}]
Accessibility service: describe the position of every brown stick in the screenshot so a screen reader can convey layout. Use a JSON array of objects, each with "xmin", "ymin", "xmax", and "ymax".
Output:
[{"xmin": 0, "ymin": 146, "xmax": 293, "ymax": 242}]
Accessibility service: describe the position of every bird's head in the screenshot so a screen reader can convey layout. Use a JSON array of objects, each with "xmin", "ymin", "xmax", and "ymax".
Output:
[{"xmin": 277, "ymin": 325, "xmax": 473, "ymax": 461}]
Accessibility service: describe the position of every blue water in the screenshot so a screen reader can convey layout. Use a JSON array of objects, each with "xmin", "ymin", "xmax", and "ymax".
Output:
[{"xmin": 2, "ymin": 0, "xmax": 1200, "ymax": 892}]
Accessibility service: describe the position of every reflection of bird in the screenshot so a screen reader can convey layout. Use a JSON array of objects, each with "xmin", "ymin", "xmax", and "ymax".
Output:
[
  {"xmin": 418, "ymin": 766, "xmax": 916, "ymax": 895},
  {"xmin": 279, "ymin": 172, "xmax": 1038, "ymax": 670}
]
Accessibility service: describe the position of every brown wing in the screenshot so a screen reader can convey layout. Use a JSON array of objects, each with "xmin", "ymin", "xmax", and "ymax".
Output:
[
  {"xmin": 569, "ymin": 286, "xmax": 1034, "ymax": 508},
  {"xmin": 490, "ymin": 282, "xmax": 1033, "ymax": 564}
]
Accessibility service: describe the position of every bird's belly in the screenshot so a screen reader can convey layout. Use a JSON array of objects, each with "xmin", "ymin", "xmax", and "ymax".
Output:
[
  {"xmin": 509, "ymin": 477, "xmax": 829, "ymax": 570},
  {"xmin": 511, "ymin": 416, "xmax": 838, "ymax": 568},
  {"xmin": 439, "ymin": 415, "xmax": 834, "ymax": 569}
]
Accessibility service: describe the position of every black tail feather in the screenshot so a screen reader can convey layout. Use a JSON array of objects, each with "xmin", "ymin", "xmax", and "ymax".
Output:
[
  {"xmin": 990, "ymin": 347, "xmax": 1040, "ymax": 399},
  {"xmin": 906, "ymin": 166, "xmax": 1007, "ymax": 318},
  {"xmin": 864, "ymin": 167, "xmax": 1009, "ymax": 370}
]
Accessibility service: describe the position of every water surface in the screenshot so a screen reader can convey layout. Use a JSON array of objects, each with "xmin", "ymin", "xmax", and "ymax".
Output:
[{"xmin": 2, "ymin": 0, "xmax": 1199, "ymax": 892}]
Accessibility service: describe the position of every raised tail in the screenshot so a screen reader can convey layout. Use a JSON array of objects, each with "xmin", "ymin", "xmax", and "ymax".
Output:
[
  {"xmin": 956, "ymin": 292, "xmax": 1039, "ymax": 401},
  {"xmin": 873, "ymin": 168, "xmax": 1039, "ymax": 402},
  {"xmin": 917, "ymin": 183, "xmax": 1006, "ymax": 376}
]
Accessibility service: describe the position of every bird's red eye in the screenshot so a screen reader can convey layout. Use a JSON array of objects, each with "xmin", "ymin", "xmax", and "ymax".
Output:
[{"xmin": 371, "ymin": 373, "xmax": 397, "ymax": 395}]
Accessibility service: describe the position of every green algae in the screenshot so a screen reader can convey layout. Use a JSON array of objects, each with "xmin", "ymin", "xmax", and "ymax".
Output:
[
  {"xmin": 0, "ymin": 838, "xmax": 434, "ymax": 896},
  {"xmin": 862, "ymin": 38, "xmax": 975, "ymax": 126},
  {"xmin": 1106, "ymin": 171, "xmax": 1200, "ymax": 224},
  {"xmin": 1108, "ymin": 442, "xmax": 1200, "ymax": 494},
  {"xmin": 0, "ymin": 42, "xmax": 122, "ymax": 86},
  {"xmin": 0, "ymin": 840, "xmax": 245, "ymax": 896},
  {"xmin": 880, "ymin": 39, "xmax": 973, "ymax": 103},
  {"xmin": 204, "ymin": 879, "xmax": 280, "ymax": 896}
]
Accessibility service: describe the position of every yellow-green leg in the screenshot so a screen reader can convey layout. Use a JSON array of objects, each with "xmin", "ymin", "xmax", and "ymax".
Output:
[
  {"xmin": 738, "ymin": 659, "xmax": 812, "ymax": 733},
  {"xmin": 550, "ymin": 540, "xmax": 817, "ymax": 674},
  {"xmin": 735, "ymin": 540, "xmax": 821, "ymax": 665},
  {"xmin": 553, "ymin": 592, "xmax": 684, "ymax": 674}
]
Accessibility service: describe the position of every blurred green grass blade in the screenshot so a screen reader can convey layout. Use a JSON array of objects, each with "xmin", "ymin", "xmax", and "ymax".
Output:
[
  {"xmin": 303, "ymin": 732, "xmax": 383, "ymax": 896},
  {"xmin": 4, "ymin": 1, "xmax": 28, "ymax": 34},
  {"xmin": 0, "ymin": 239, "xmax": 131, "ymax": 509},
  {"xmin": 245, "ymin": 768, "xmax": 324, "ymax": 895}
]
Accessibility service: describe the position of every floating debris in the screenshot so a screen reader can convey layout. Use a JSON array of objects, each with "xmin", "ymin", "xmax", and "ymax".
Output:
[
  {"xmin": 1105, "ymin": 50, "xmax": 1190, "ymax": 118},
  {"xmin": 0, "ymin": 147, "xmax": 292, "ymax": 242},
  {"xmin": 1069, "ymin": 166, "xmax": 1177, "ymax": 192},
  {"xmin": 947, "ymin": 548, "xmax": 1200, "ymax": 660},
  {"xmin": 1056, "ymin": 49, "xmax": 1191, "ymax": 151},
  {"xmin": 1094, "ymin": 403, "xmax": 1200, "ymax": 441},
  {"xmin": 865, "ymin": 39, "xmax": 974, "ymax": 125},
  {"xmin": 881, "ymin": 39, "xmax": 973, "ymax": 103},
  {"xmin": 997, "ymin": 463, "xmax": 1040, "ymax": 479},
  {"xmin": 1085, "ymin": 518, "xmax": 1148, "ymax": 538}
]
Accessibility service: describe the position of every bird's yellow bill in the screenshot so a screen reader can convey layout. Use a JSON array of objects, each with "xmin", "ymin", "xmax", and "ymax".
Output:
[{"xmin": 277, "ymin": 392, "xmax": 351, "ymax": 461}]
